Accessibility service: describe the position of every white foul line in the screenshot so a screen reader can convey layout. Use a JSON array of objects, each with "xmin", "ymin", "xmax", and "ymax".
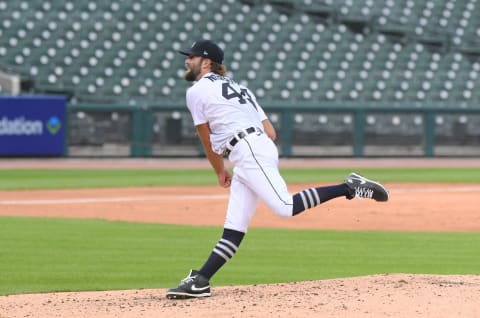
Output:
[{"xmin": 0, "ymin": 194, "xmax": 229, "ymax": 205}]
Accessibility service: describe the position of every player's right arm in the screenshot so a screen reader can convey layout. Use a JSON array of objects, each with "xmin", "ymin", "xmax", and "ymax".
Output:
[{"xmin": 196, "ymin": 123, "xmax": 232, "ymax": 188}]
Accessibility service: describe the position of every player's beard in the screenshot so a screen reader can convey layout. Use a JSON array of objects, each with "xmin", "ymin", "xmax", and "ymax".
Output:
[{"xmin": 184, "ymin": 59, "xmax": 202, "ymax": 82}]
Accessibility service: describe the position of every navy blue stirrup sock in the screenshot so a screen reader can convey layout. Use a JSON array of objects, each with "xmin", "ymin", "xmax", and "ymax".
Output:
[
  {"xmin": 199, "ymin": 228, "xmax": 245, "ymax": 279},
  {"xmin": 292, "ymin": 184, "xmax": 348, "ymax": 215}
]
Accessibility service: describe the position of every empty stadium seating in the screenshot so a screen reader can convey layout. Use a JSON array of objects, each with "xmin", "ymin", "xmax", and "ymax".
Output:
[{"xmin": 1, "ymin": 0, "xmax": 480, "ymax": 105}]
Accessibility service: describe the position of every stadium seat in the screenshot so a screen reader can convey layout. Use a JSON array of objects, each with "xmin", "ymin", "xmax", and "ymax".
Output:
[{"xmin": 1, "ymin": 0, "xmax": 480, "ymax": 105}]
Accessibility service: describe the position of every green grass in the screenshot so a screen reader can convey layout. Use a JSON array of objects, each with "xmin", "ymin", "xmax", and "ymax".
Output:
[
  {"xmin": 1, "ymin": 167, "xmax": 478, "ymax": 295},
  {"xmin": 1, "ymin": 167, "xmax": 480, "ymax": 190},
  {"xmin": 0, "ymin": 169, "xmax": 213, "ymax": 190},
  {"xmin": 1, "ymin": 217, "xmax": 479, "ymax": 296}
]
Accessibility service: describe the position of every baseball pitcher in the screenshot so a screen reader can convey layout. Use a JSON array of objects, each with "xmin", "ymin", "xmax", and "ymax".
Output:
[{"xmin": 167, "ymin": 39, "xmax": 389, "ymax": 299}]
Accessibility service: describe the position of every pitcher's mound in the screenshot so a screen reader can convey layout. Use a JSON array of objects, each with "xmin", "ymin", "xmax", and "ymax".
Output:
[{"xmin": 1, "ymin": 274, "xmax": 479, "ymax": 318}]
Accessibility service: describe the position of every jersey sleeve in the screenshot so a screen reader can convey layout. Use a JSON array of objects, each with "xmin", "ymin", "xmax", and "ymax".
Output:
[{"xmin": 186, "ymin": 85, "xmax": 208, "ymax": 126}]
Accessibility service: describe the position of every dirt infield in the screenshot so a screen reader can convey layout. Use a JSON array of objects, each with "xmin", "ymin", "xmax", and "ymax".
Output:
[
  {"xmin": 0, "ymin": 158, "xmax": 479, "ymax": 317},
  {"xmin": 1, "ymin": 183, "xmax": 480, "ymax": 232}
]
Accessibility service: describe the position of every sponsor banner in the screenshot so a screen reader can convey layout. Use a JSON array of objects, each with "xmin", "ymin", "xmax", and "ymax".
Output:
[{"xmin": 0, "ymin": 96, "xmax": 66, "ymax": 156}]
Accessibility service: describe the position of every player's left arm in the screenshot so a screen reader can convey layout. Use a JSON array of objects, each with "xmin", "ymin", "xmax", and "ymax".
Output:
[
  {"xmin": 245, "ymin": 88, "xmax": 276, "ymax": 141},
  {"xmin": 262, "ymin": 119, "xmax": 276, "ymax": 141},
  {"xmin": 196, "ymin": 123, "xmax": 232, "ymax": 188}
]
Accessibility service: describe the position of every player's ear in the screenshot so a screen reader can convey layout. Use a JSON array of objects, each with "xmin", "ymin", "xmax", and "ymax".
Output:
[{"xmin": 202, "ymin": 58, "xmax": 212, "ymax": 70}]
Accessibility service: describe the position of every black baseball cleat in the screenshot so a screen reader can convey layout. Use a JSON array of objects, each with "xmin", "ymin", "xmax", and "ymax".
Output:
[
  {"xmin": 166, "ymin": 269, "xmax": 211, "ymax": 299},
  {"xmin": 344, "ymin": 172, "xmax": 389, "ymax": 202}
]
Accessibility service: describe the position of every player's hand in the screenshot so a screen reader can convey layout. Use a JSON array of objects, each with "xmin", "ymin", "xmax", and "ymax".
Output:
[{"xmin": 218, "ymin": 169, "xmax": 232, "ymax": 188}]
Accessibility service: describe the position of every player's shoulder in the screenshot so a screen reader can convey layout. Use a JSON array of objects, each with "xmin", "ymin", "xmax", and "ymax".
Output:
[
  {"xmin": 188, "ymin": 73, "xmax": 218, "ymax": 90},
  {"xmin": 186, "ymin": 75, "xmax": 217, "ymax": 100},
  {"xmin": 187, "ymin": 77, "xmax": 210, "ymax": 94},
  {"xmin": 199, "ymin": 73, "xmax": 237, "ymax": 87},
  {"xmin": 187, "ymin": 73, "xmax": 245, "ymax": 97}
]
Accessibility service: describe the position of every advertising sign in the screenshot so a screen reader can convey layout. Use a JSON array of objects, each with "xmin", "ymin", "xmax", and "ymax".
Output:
[{"xmin": 0, "ymin": 96, "xmax": 66, "ymax": 156}]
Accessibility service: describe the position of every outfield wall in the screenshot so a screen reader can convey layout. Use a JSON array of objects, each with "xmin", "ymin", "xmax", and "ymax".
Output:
[
  {"xmin": 1, "ymin": 97, "xmax": 479, "ymax": 157},
  {"xmin": 66, "ymin": 102, "xmax": 480, "ymax": 158}
]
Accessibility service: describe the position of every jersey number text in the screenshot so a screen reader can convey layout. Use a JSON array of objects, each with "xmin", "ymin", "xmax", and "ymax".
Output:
[{"xmin": 222, "ymin": 83, "xmax": 258, "ymax": 110}]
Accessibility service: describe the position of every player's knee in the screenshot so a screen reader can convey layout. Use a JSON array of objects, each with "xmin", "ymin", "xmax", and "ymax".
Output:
[{"xmin": 269, "ymin": 202, "xmax": 294, "ymax": 218}]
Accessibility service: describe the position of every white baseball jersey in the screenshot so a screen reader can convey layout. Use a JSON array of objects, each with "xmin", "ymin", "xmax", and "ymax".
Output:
[
  {"xmin": 186, "ymin": 72, "xmax": 268, "ymax": 155},
  {"xmin": 186, "ymin": 72, "xmax": 294, "ymax": 233}
]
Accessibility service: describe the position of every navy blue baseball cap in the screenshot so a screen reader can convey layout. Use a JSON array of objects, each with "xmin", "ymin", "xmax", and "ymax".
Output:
[{"xmin": 179, "ymin": 39, "xmax": 224, "ymax": 64}]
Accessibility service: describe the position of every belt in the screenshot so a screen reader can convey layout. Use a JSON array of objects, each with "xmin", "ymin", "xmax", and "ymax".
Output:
[{"xmin": 224, "ymin": 127, "xmax": 261, "ymax": 156}]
